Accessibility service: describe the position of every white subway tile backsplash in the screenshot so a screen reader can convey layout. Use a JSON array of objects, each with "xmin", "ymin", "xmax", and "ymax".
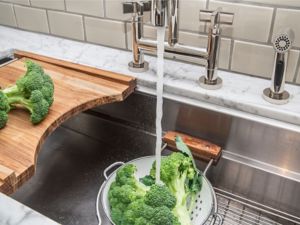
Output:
[
  {"xmin": 1, "ymin": 0, "xmax": 300, "ymax": 84},
  {"xmin": 48, "ymin": 11, "xmax": 84, "ymax": 41},
  {"xmin": 0, "ymin": 2, "xmax": 16, "ymax": 27},
  {"xmin": 231, "ymin": 41, "xmax": 299, "ymax": 82},
  {"xmin": 238, "ymin": 0, "xmax": 300, "ymax": 7},
  {"xmin": 85, "ymin": 17, "xmax": 126, "ymax": 49},
  {"xmin": 105, "ymin": 0, "xmax": 130, "ymax": 20},
  {"xmin": 126, "ymin": 24, "xmax": 160, "ymax": 50},
  {"xmin": 14, "ymin": 5, "xmax": 49, "ymax": 33},
  {"xmin": 65, "ymin": 0, "xmax": 104, "ymax": 17},
  {"xmin": 179, "ymin": 32, "xmax": 231, "ymax": 69},
  {"xmin": 297, "ymin": 69, "xmax": 300, "ymax": 84},
  {"xmin": 209, "ymin": 1, "xmax": 273, "ymax": 42},
  {"xmin": 179, "ymin": 0, "xmax": 206, "ymax": 32},
  {"xmin": 273, "ymin": 8, "xmax": 300, "ymax": 48},
  {"xmin": 4, "ymin": 0, "xmax": 30, "ymax": 5},
  {"xmin": 31, "ymin": 0, "xmax": 65, "ymax": 10}
]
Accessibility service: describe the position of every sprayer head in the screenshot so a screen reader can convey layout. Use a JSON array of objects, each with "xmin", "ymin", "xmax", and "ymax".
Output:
[{"xmin": 272, "ymin": 28, "xmax": 295, "ymax": 53}]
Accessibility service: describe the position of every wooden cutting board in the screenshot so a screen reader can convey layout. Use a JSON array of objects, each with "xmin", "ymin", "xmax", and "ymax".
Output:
[{"xmin": 0, "ymin": 50, "xmax": 136, "ymax": 194}]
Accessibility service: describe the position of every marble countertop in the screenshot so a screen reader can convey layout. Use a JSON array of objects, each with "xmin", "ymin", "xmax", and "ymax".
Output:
[
  {"xmin": 0, "ymin": 193, "xmax": 59, "ymax": 225},
  {"xmin": 1, "ymin": 26, "xmax": 300, "ymax": 132}
]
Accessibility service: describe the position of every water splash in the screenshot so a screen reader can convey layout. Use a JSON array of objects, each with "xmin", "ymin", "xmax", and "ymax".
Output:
[{"xmin": 155, "ymin": 26, "xmax": 166, "ymax": 184}]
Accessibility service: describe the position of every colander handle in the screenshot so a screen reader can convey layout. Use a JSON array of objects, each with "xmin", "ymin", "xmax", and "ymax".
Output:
[
  {"xmin": 163, "ymin": 131, "xmax": 222, "ymax": 163},
  {"xmin": 104, "ymin": 162, "xmax": 125, "ymax": 180}
]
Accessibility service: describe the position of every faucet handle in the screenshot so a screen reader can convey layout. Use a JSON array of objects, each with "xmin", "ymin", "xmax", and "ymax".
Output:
[
  {"xmin": 200, "ymin": 8, "xmax": 234, "ymax": 25},
  {"xmin": 123, "ymin": 1, "xmax": 151, "ymax": 14}
]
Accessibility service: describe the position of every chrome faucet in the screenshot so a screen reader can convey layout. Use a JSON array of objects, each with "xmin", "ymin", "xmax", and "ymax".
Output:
[
  {"xmin": 123, "ymin": 1, "xmax": 234, "ymax": 89},
  {"xmin": 263, "ymin": 28, "xmax": 295, "ymax": 104}
]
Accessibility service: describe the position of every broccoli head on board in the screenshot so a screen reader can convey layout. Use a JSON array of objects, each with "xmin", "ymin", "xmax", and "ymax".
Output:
[{"xmin": 0, "ymin": 60, "xmax": 54, "ymax": 128}]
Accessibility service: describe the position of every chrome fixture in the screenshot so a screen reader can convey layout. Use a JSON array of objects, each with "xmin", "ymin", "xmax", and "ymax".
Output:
[
  {"xmin": 123, "ymin": 1, "xmax": 234, "ymax": 89},
  {"xmin": 263, "ymin": 28, "xmax": 295, "ymax": 105}
]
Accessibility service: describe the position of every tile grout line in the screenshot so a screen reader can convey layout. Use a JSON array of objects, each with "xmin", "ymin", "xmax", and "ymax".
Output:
[
  {"xmin": 103, "ymin": 0, "xmax": 107, "ymax": 18},
  {"xmin": 82, "ymin": 16, "xmax": 87, "ymax": 42},
  {"xmin": 292, "ymin": 54, "xmax": 300, "ymax": 83},
  {"xmin": 228, "ymin": 39, "xmax": 234, "ymax": 70},
  {"xmin": 63, "ymin": 0, "xmax": 66, "ymax": 11},
  {"xmin": 11, "ymin": 4, "xmax": 19, "ymax": 28},
  {"xmin": 45, "ymin": 9, "xmax": 51, "ymax": 34},
  {"xmin": 124, "ymin": 21, "xmax": 129, "ymax": 50},
  {"xmin": 267, "ymin": 7, "xmax": 277, "ymax": 44}
]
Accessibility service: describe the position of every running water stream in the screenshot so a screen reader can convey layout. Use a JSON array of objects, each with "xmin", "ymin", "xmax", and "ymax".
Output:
[{"xmin": 155, "ymin": 27, "xmax": 166, "ymax": 184}]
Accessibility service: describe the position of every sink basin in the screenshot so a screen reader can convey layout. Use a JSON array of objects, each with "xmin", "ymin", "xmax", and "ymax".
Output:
[{"xmin": 11, "ymin": 92, "xmax": 300, "ymax": 225}]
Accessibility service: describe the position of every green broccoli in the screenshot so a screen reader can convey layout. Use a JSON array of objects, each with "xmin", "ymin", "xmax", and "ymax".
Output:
[
  {"xmin": 140, "ymin": 175, "xmax": 155, "ymax": 187},
  {"xmin": 7, "ymin": 90, "xmax": 49, "ymax": 124},
  {"xmin": 0, "ymin": 111, "xmax": 8, "ymax": 129},
  {"xmin": 108, "ymin": 164, "xmax": 179, "ymax": 225},
  {"xmin": 0, "ymin": 60, "xmax": 54, "ymax": 128},
  {"xmin": 144, "ymin": 184, "xmax": 176, "ymax": 209},
  {"xmin": 122, "ymin": 199, "xmax": 178, "ymax": 225},
  {"xmin": 150, "ymin": 206, "xmax": 180, "ymax": 225},
  {"xmin": 108, "ymin": 164, "xmax": 150, "ymax": 224},
  {"xmin": 108, "ymin": 137, "xmax": 201, "ymax": 225},
  {"xmin": 149, "ymin": 138, "xmax": 202, "ymax": 225},
  {"xmin": 0, "ymin": 91, "xmax": 10, "ymax": 128}
]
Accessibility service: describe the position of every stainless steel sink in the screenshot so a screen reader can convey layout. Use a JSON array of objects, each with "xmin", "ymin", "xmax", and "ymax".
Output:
[{"xmin": 11, "ymin": 92, "xmax": 300, "ymax": 225}]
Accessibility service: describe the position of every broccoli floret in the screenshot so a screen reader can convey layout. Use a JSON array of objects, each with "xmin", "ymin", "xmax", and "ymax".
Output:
[
  {"xmin": 109, "ymin": 164, "xmax": 150, "ymax": 225},
  {"xmin": 140, "ymin": 175, "xmax": 155, "ymax": 186},
  {"xmin": 8, "ymin": 90, "xmax": 49, "ymax": 124},
  {"xmin": 150, "ymin": 206, "xmax": 180, "ymax": 225},
  {"xmin": 149, "ymin": 139, "xmax": 202, "ymax": 225},
  {"xmin": 144, "ymin": 185, "xmax": 176, "ymax": 209},
  {"xmin": 0, "ymin": 91, "xmax": 10, "ymax": 112},
  {"xmin": 4, "ymin": 61, "xmax": 54, "ymax": 104},
  {"xmin": 123, "ymin": 199, "xmax": 178, "ymax": 225},
  {"xmin": 0, "ymin": 60, "xmax": 54, "ymax": 128},
  {"xmin": 0, "ymin": 111, "xmax": 8, "ymax": 129},
  {"xmin": 0, "ymin": 91, "xmax": 10, "ymax": 128}
]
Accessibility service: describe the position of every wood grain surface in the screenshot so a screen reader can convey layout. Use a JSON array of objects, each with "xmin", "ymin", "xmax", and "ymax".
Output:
[
  {"xmin": 163, "ymin": 131, "xmax": 222, "ymax": 163},
  {"xmin": 0, "ymin": 50, "xmax": 136, "ymax": 194}
]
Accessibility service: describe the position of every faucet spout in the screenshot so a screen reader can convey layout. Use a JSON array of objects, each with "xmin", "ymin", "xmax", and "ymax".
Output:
[
  {"xmin": 167, "ymin": 0, "xmax": 179, "ymax": 46},
  {"xmin": 151, "ymin": 0, "xmax": 167, "ymax": 27}
]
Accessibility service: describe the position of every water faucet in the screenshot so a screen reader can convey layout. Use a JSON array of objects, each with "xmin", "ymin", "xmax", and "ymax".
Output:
[
  {"xmin": 263, "ymin": 28, "xmax": 295, "ymax": 104},
  {"xmin": 123, "ymin": 1, "xmax": 234, "ymax": 89}
]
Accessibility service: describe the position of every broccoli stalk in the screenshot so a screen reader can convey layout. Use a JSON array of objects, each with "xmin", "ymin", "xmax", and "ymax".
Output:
[
  {"xmin": 149, "ymin": 138, "xmax": 202, "ymax": 225},
  {"xmin": 0, "ymin": 60, "xmax": 54, "ymax": 128}
]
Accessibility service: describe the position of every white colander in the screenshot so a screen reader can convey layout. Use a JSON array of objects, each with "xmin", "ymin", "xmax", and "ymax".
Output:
[{"xmin": 96, "ymin": 156, "xmax": 222, "ymax": 225}]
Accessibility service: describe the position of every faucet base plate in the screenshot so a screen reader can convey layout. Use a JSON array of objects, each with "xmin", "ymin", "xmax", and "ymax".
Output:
[
  {"xmin": 263, "ymin": 88, "xmax": 290, "ymax": 105},
  {"xmin": 128, "ymin": 61, "xmax": 149, "ymax": 73},
  {"xmin": 199, "ymin": 76, "xmax": 222, "ymax": 90}
]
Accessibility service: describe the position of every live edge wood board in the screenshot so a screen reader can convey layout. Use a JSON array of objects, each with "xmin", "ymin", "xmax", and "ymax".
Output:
[{"xmin": 0, "ymin": 50, "xmax": 136, "ymax": 195}]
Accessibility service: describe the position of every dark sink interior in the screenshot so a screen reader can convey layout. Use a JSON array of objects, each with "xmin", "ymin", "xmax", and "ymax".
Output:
[{"xmin": 11, "ymin": 92, "xmax": 300, "ymax": 225}]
